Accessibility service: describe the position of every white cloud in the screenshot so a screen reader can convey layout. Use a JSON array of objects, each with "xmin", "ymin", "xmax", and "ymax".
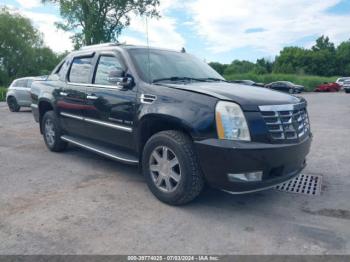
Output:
[
  {"xmin": 7, "ymin": 8, "xmax": 73, "ymax": 53},
  {"xmin": 121, "ymin": 0, "xmax": 186, "ymax": 50},
  {"xmin": 15, "ymin": 0, "xmax": 41, "ymax": 9},
  {"xmin": 185, "ymin": 0, "xmax": 350, "ymax": 55}
]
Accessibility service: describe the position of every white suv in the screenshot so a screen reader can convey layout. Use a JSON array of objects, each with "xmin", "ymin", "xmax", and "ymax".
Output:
[
  {"xmin": 336, "ymin": 77, "xmax": 350, "ymax": 87},
  {"xmin": 6, "ymin": 76, "xmax": 46, "ymax": 112}
]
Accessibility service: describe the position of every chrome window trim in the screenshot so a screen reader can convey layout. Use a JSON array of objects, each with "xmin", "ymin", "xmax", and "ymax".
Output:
[
  {"xmin": 60, "ymin": 112, "xmax": 132, "ymax": 132},
  {"xmin": 61, "ymin": 136, "xmax": 138, "ymax": 164},
  {"xmin": 259, "ymin": 103, "xmax": 306, "ymax": 112}
]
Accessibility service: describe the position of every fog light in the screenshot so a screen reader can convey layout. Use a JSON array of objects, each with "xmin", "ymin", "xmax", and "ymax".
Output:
[{"xmin": 228, "ymin": 172, "xmax": 263, "ymax": 182}]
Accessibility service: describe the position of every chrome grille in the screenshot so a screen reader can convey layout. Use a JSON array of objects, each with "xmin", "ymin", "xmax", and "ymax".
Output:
[{"xmin": 259, "ymin": 103, "xmax": 310, "ymax": 141}]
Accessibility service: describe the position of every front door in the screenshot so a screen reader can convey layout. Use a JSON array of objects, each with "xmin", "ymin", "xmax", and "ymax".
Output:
[
  {"xmin": 58, "ymin": 55, "xmax": 94, "ymax": 137},
  {"xmin": 83, "ymin": 52, "xmax": 137, "ymax": 150}
]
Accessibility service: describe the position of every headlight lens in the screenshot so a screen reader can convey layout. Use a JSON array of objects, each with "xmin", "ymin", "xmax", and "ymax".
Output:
[{"xmin": 216, "ymin": 101, "xmax": 251, "ymax": 141}]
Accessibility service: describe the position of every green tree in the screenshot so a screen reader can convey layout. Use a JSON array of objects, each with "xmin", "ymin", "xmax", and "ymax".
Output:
[
  {"xmin": 208, "ymin": 62, "xmax": 228, "ymax": 75},
  {"xmin": 273, "ymin": 47, "xmax": 309, "ymax": 74},
  {"xmin": 336, "ymin": 40, "xmax": 350, "ymax": 76},
  {"xmin": 43, "ymin": 0, "xmax": 160, "ymax": 49},
  {"xmin": 0, "ymin": 8, "xmax": 42, "ymax": 85},
  {"xmin": 0, "ymin": 8, "xmax": 62, "ymax": 85},
  {"xmin": 224, "ymin": 60, "xmax": 256, "ymax": 75}
]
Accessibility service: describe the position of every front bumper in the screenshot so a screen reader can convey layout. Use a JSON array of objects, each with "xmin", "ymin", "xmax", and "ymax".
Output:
[{"xmin": 194, "ymin": 135, "xmax": 312, "ymax": 193}]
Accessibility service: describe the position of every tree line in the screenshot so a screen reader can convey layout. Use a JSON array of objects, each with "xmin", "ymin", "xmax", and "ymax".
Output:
[
  {"xmin": 0, "ymin": 0, "xmax": 160, "ymax": 86},
  {"xmin": 0, "ymin": 8, "xmax": 67, "ymax": 86},
  {"xmin": 210, "ymin": 36, "xmax": 350, "ymax": 77}
]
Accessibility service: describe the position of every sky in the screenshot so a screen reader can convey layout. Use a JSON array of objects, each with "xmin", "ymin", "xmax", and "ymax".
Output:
[{"xmin": 1, "ymin": 0, "xmax": 350, "ymax": 63}]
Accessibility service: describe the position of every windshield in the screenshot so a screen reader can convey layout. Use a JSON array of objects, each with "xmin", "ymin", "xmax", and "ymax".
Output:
[{"xmin": 127, "ymin": 48, "xmax": 224, "ymax": 83}]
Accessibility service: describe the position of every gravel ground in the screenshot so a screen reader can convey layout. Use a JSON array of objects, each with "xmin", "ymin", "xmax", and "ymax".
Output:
[{"xmin": 0, "ymin": 93, "xmax": 349, "ymax": 255}]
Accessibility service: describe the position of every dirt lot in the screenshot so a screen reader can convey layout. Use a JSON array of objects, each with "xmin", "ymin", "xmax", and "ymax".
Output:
[{"xmin": 0, "ymin": 93, "xmax": 349, "ymax": 255}]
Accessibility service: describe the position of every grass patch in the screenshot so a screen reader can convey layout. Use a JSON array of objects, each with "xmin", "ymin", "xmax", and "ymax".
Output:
[
  {"xmin": 0, "ymin": 87, "xmax": 7, "ymax": 102},
  {"xmin": 224, "ymin": 73, "xmax": 338, "ymax": 92}
]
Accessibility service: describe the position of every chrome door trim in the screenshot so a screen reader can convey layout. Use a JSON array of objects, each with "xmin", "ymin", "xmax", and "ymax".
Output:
[
  {"xmin": 67, "ymin": 81, "xmax": 123, "ymax": 90},
  {"xmin": 86, "ymin": 95, "xmax": 98, "ymax": 100},
  {"xmin": 59, "ymin": 112, "xmax": 132, "ymax": 132},
  {"xmin": 84, "ymin": 117, "xmax": 132, "ymax": 132},
  {"xmin": 60, "ymin": 112, "xmax": 84, "ymax": 120},
  {"xmin": 61, "ymin": 136, "xmax": 138, "ymax": 164}
]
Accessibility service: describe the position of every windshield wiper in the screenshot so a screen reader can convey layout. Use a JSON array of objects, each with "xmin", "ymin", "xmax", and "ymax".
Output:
[
  {"xmin": 152, "ymin": 77, "xmax": 206, "ymax": 83},
  {"xmin": 198, "ymin": 78, "xmax": 227, "ymax": 82}
]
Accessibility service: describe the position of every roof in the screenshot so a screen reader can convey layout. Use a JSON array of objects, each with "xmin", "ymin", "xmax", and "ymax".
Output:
[{"xmin": 76, "ymin": 42, "xmax": 183, "ymax": 54}]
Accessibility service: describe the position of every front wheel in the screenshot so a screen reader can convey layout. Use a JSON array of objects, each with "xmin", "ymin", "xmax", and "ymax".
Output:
[
  {"xmin": 142, "ymin": 130, "xmax": 204, "ymax": 205},
  {"xmin": 345, "ymin": 89, "xmax": 350, "ymax": 94},
  {"xmin": 42, "ymin": 111, "xmax": 67, "ymax": 152},
  {"xmin": 7, "ymin": 97, "xmax": 20, "ymax": 112}
]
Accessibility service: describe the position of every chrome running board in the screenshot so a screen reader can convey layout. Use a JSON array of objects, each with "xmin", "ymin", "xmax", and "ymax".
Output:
[{"xmin": 61, "ymin": 135, "xmax": 139, "ymax": 165}]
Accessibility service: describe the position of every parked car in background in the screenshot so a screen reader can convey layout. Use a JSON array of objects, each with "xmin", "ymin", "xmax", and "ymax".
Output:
[
  {"xmin": 314, "ymin": 82, "xmax": 341, "ymax": 92},
  {"xmin": 336, "ymin": 77, "xmax": 350, "ymax": 87},
  {"xmin": 344, "ymin": 80, "xmax": 350, "ymax": 93},
  {"xmin": 6, "ymin": 77, "xmax": 37, "ymax": 112},
  {"xmin": 265, "ymin": 81, "xmax": 304, "ymax": 94},
  {"xmin": 230, "ymin": 80, "xmax": 265, "ymax": 87}
]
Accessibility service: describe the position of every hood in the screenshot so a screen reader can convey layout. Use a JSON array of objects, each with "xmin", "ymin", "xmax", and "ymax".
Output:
[{"xmin": 160, "ymin": 82, "xmax": 302, "ymax": 111}]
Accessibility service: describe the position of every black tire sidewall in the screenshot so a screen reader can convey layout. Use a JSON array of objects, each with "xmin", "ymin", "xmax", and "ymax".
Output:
[
  {"xmin": 142, "ymin": 133, "xmax": 197, "ymax": 204},
  {"xmin": 42, "ymin": 111, "xmax": 66, "ymax": 152},
  {"xmin": 7, "ymin": 97, "xmax": 20, "ymax": 112}
]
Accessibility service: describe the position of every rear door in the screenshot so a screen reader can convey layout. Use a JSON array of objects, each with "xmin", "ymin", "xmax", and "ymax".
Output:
[
  {"xmin": 58, "ymin": 54, "xmax": 94, "ymax": 137},
  {"xmin": 15, "ymin": 79, "xmax": 30, "ymax": 105},
  {"xmin": 83, "ymin": 51, "xmax": 137, "ymax": 150}
]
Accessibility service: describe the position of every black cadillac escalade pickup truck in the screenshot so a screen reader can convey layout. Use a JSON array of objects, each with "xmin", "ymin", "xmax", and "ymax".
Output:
[{"xmin": 30, "ymin": 43, "xmax": 312, "ymax": 205}]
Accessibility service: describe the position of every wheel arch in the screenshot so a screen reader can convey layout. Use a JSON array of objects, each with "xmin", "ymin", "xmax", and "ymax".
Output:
[{"xmin": 136, "ymin": 114, "xmax": 195, "ymax": 159}]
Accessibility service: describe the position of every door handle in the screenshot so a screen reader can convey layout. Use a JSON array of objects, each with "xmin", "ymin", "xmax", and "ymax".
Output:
[
  {"xmin": 87, "ymin": 95, "xmax": 98, "ymax": 100},
  {"xmin": 60, "ymin": 92, "xmax": 68, "ymax": 97}
]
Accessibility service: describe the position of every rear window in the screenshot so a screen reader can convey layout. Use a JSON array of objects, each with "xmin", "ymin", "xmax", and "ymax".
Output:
[
  {"xmin": 13, "ymin": 79, "xmax": 28, "ymax": 87},
  {"xmin": 69, "ymin": 57, "xmax": 93, "ymax": 83}
]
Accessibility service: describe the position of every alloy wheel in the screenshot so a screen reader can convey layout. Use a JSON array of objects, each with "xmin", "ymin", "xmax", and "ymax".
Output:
[
  {"xmin": 149, "ymin": 146, "xmax": 182, "ymax": 193},
  {"xmin": 44, "ymin": 119, "xmax": 55, "ymax": 147}
]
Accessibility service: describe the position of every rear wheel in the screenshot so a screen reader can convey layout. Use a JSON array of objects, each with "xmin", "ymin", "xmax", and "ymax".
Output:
[
  {"xmin": 42, "ymin": 111, "xmax": 67, "ymax": 152},
  {"xmin": 142, "ymin": 130, "xmax": 204, "ymax": 205},
  {"xmin": 7, "ymin": 97, "xmax": 20, "ymax": 112}
]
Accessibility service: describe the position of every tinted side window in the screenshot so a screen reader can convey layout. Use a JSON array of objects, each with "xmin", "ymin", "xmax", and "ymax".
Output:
[
  {"xmin": 11, "ymin": 80, "xmax": 19, "ymax": 87},
  {"xmin": 58, "ymin": 60, "xmax": 70, "ymax": 80},
  {"xmin": 27, "ymin": 79, "xmax": 33, "ymax": 88},
  {"xmin": 69, "ymin": 57, "xmax": 93, "ymax": 83},
  {"xmin": 94, "ymin": 56, "xmax": 125, "ymax": 86},
  {"xmin": 15, "ymin": 79, "xmax": 27, "ymax": 87}
]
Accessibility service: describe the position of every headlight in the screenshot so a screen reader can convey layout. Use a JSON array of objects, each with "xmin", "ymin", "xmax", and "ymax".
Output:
[{"xmin": 215, "ymin": 101, "xmax": 251, "ymax": 141}]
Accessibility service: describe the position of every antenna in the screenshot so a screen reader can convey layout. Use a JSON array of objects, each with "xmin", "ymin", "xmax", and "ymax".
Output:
[{"xmin": 146, "ymin": 17, "xmax": 151, "ymax": 84}]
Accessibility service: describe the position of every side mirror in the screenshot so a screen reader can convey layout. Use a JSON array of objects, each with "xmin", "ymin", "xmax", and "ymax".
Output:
[{"xmin": 108, "ymin": 70, "xmax": 133, "ymax": 88}]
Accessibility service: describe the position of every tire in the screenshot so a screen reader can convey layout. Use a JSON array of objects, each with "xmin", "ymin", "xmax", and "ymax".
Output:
[
  {"xmin": 142, "ymin": 130, "xmax": 204, "ymax": 205},
  {"xmin": 42, "ymin": 111, "xmax": 67, "ymax": 152},
  {"xmin": 7, "ymin": 97, "xmax": 20, "ymax": 112},
  {"xmin": 345, "ymin": 89, "xmax": 350, "ymax": 94}
]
